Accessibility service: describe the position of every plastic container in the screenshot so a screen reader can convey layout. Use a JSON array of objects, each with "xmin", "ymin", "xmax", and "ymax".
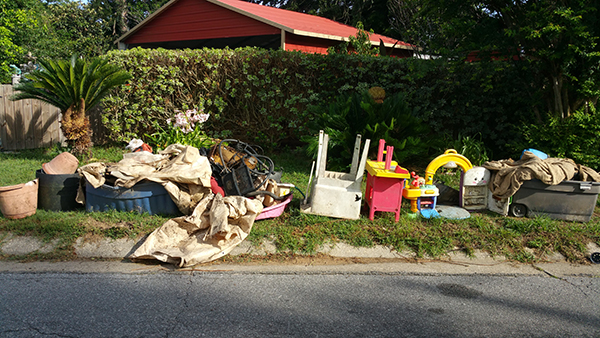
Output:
[
  {"xmin": 510, "ymin": 179, "xmax": 600, "ymax": 222},
  {"xmin": 85, "ymin": 181, "xmax": 180, "ymax": 216},
  {"xmin": 256, "ymin": 194, "xmax": 293, "ymax": 220},
  {"xmin": 521, "ymin": 148, "xmax": 548, "ymax": 160},
  {"xmin": 36, "ymin": 169, "xmax": 82, "ymax": 211}
]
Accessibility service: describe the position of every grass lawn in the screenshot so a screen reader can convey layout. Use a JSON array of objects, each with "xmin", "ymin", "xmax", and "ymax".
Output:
[{"xmin": 1, "ymin": 145, "xmax": 599, "ymax": 264}]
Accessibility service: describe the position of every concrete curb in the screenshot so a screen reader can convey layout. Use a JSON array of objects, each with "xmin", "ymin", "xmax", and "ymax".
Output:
[{"xmin": 0, "ymin": 233, "xmax": 599, "ymax": 276}]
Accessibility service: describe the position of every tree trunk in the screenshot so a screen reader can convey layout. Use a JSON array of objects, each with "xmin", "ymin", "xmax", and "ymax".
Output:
[
  {"xmin": 551, "ymin": 74, "xmax": 565, "ymax": 119},
  {"xmin": 119, "ymin": 0, "xmax": 128, "ymax": 36},
  {"xmin": 61, "ymin": 98, "xmax": 92, "ymax": 155}
]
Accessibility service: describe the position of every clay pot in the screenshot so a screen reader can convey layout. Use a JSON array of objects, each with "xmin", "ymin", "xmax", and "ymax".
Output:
[
  {"xmin": 42, "ymin": 152, "xmax": 79, "ymax": 175},
  {"xmin": 0, "ymin": 179, "xmax": 39, "ymax": 219}
]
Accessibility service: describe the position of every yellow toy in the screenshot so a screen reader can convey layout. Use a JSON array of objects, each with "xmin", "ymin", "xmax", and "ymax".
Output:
[
  {"xmin": 402, "ymin": 149, "xmax": 472, "ymax": 214},
  {"xmin": 424, "ymin": 149, "xmax": 473, "ymax": 185}
]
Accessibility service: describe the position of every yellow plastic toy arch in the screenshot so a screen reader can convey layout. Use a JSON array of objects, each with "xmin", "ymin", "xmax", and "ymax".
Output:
[{"xmin": 424, "ymin": 149, "xmax": 473, "ymax": 185}]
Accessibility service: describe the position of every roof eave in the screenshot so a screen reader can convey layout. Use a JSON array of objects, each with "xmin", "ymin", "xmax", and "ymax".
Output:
[
  {"xmin": 208, "ymin": 0, "xmax": 416, "ymax": 51},
  {"xmin": 291, "ymin": 30, "xmax": 417, "ymax": 50}
]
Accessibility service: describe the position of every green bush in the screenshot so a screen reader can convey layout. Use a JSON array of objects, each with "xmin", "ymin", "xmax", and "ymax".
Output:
[
  {"xmin": 99, "ymin": 47, "xmax": 539, "ymax": 157},
  {"xmin": 442, "ymin": 133, "xmax": 490, "ymax": 166},
  {"xmin": 102, "ymin": 47, "xmax": 320, "ymax": 147},
  {"xmin": 302, "ymin": 90, "xmax": 437, "ymax": 170},
  {"xmin": 519, "ymin": 104, "xmax": 600, "ymax": 170}
]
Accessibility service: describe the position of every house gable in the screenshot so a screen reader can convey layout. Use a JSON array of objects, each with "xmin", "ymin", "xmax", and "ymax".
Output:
[{"xmin": 123, "ymin": 0, "xmax": 280, "ymax": 45}]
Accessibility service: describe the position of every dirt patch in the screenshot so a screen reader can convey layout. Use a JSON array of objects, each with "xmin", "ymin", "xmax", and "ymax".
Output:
[
  {"xmin": 218, "ymin": 253, "xmax": 412, "ymax": 266},
  {"xmin": 80, "ymin": 218, "xmax": 134, "ymax": 230}
]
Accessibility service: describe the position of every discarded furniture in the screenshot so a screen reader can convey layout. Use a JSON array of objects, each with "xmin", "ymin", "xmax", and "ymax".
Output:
[
  {"xmin": 416, "ymin": 185, "xmax": 439, "ymax": 212},
  {"xmin": 364, "ymin": 139, "xmax": 410, "ymax": 221},
  {"xmin": 459, "ymin": 166, "xmax": 509, "ymax": 215},
  {"xmin": 301, "ymin": 130, "xmax": 370, "ymax": 220},
  {"xmin": 402, "ymin": 183, "xmax": 439, "ymax": 215}
]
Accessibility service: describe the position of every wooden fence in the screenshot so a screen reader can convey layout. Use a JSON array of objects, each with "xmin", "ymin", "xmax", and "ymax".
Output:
[{"xmin": 0, "ymin": 84, "xmax": 65, "ymax": 150}]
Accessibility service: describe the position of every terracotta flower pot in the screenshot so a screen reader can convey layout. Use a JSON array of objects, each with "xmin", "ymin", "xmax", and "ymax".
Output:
[
  {"xmin": 0, "ymin": 179, "xmax": 39, "ymax": 219},
  {"xmin": 42, "ymin": 152, "xmax": 79, "ymax": 175}
]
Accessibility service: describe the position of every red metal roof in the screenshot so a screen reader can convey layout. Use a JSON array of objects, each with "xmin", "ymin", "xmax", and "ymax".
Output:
[
  {"xmin": 208, "ymin": 0, "xmax": 411, "ymax": 48},
  {"xmin": 116, "ymin": 0, "xmax": 413, "ymax": 50}
]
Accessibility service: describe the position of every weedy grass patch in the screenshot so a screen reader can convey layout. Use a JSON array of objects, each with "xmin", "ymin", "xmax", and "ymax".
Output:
[{"xmin": 1, "ymin": 146, "xmax": 599, "ymax": 264}]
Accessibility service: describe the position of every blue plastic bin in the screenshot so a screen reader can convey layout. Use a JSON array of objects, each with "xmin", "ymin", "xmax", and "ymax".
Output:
[{"xmin": 85, "ymin": 180, "xmax": 180, "ymax": 216}]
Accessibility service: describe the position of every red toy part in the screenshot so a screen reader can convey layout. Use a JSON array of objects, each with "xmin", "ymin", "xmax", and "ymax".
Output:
[
  {"xmin": 210, "ymin": 176, "xmax": 225, "ymax": 196},
  {"xmin": 133, "ymin": 143, "xmax": 153, "ymax": 153},
  {"xmin": 410, "ymin": 172, "xmax": 424, "ymax": 188}
]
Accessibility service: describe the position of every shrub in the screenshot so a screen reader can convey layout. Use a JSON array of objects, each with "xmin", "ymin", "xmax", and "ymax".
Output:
[
  {"xmin": 302, "ymin": 90, "xmax": 437, "ymax": 170},
  {"xmin": 99, "ymin": 47, "xmax": 539, "ymax": 157},
  {"xmin": 519, "ymin": 103, "xmax": 600, "ymax": 170},
  {"xmin": 102, "ymin": 47, "xmax": 320, "ymax": 147}
]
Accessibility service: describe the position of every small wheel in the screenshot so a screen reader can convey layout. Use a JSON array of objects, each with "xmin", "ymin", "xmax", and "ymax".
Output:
[
  {"xmin": 590, "ymin": 252, "xmax": 600, "ymax": 264},
  {"xmin": 509, "ymin": 203, "xmax": 527, "ymax": 218}
]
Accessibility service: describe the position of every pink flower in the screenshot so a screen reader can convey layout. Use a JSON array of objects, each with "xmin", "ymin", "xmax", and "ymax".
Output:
[
  {"xmin": 168, "ymin": 106, "xmax": 210, "ymax": 134},
  {"xmin": 197, "ymin": 113, "xmax": 210, "ymax": 123}
]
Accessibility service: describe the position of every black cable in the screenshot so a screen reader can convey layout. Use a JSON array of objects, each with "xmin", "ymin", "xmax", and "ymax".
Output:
[{"xmin": 294, "ymin": 186, "xmax": 306, "ymax": 199}]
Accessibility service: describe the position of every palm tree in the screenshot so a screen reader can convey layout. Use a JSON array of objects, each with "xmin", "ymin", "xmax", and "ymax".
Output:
[{"xmin": 11, "ymin": 55, "xmax": 131, "ymax": 154}]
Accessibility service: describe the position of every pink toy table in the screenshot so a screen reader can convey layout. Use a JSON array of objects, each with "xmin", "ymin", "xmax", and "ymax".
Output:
[{"xmin": 365, "ymin": 160, "xmax": 410, "ymax": 221}]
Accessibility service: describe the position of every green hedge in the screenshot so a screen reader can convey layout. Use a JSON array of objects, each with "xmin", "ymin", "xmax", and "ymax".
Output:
[
  {"xmin": 101, "ymin": 47, "xmax": 537, "ymax": 158},
  {"xmin": 103, "ymin": 47, "xmax": 320, "ymax": 146}
]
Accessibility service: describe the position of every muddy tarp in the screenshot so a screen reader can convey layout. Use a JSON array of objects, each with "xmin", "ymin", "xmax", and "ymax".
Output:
[
  {"xmin": 77, "ymin": 144, "xmax": 264, "ymax": 266},
  {"xmin": 129, "ymin": 192, "xmax": 263, "ymax": 267},
  {"xmin": 483, "ymin": 151, "xmax": 600, "ymax": 199}
]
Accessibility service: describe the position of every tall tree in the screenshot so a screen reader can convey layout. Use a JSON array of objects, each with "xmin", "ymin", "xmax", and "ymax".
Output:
[
  {"xmin": 89, "ymin": 0, "xmax": 169, "ymax": 39},
  {"xmin": 0, "ymin": 0, "xmax": 40, "ymax": 82},
  {"xmin": 38, "ymin": 0, "xmax": 112, "ymax": 58},
  {"xmin": 389, "ymin": 0, "xmax": 600, "ymax": 118}
]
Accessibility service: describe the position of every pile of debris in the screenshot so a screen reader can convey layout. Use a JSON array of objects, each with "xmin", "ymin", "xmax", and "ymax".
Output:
[{"xmin": 77, "ymin": 140, "xmax": 293, "ymax": 267}]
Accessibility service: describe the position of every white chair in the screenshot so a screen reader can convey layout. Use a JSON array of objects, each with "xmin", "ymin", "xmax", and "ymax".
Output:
[{"xmin": 301, "ymin": 130, "xmax": 370, "ymax": 219}]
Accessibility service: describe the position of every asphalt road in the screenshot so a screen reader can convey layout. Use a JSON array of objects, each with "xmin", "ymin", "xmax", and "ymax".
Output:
[{"xmin": 1, "ymin": 270, "xmax": 599, "ymax": 337}]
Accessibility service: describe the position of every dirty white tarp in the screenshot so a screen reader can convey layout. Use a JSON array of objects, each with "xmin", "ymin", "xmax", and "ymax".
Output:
[
  {"xmin": 130, "ymin": 192, "xmax": 263, "ymax": 267},
  {"xmin": 78, "ymin": 144, "xmax": 213, "ymax": 215},
  {"xmin": 483, "ymin": 151, "xmax": 600, "ymax": 199},
  {"xmin": 78, "ymin": 144, "xmax": 264, "ymax": 267}
]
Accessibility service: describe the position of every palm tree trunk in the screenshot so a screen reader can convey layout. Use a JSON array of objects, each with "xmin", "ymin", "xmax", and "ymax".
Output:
[{"xmin": 61, "ymin": 98, "xmax": 92, "ymax": 155}]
